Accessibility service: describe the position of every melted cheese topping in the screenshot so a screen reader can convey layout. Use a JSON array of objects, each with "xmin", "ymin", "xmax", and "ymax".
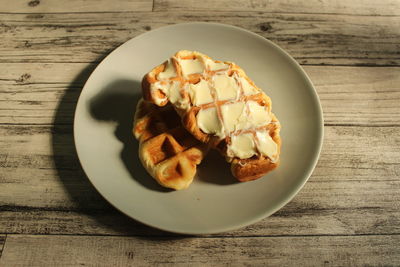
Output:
[
  {"xmin": 189, "ymin": 79, "xmax": 213, "ymax": 106},
  {"xmin": 213, "ymin": 73, "xmax": 239, "ymax": 101}
]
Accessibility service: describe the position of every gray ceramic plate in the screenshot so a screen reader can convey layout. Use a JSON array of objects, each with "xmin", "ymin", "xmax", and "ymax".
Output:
[{"xmin": 74, "ymin": 22, "xmax": 323, "ymax": 234}]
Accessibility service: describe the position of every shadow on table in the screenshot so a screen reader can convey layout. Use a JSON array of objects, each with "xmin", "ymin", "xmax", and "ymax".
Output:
[{"xmin": 51, "ymin": 62, "xmax": 187, "ymax": 238}]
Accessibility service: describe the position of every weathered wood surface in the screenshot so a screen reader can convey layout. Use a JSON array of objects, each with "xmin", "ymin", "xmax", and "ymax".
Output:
[
  {"xmin": 0, "ymin": 0, "xmax": 152, "ymax": 13},
  {"xmin": 1, "ymin": 0, "xmax": 399, "ymax": 265},
  {"xmin": 0, "ymin": 235, "xmax": 5, "ymax": 258},
  {"xmin": 154, "ymin": 0, "xmax": 400, "ymax": 15},
  {"xmin": 2, "ymin": 206, "xmax": 399, "ymax": 237},
  {"xmin": 0, "ymin": 234, "xmax": 399, "ymax": 266},
  {"xmin": 1, "ymin": 64, "xmax": 399, "ymax": 125},
  {"xmin": 1, "ymin": 12, "xmax": 399, "ymax": 65},
  {"xmin": 1, "ymin": 0, "xmax": 399, "ymax": 15},
  {"xmin": 0, "ymin": 125, "xmax": 399, "ymax": 236}
]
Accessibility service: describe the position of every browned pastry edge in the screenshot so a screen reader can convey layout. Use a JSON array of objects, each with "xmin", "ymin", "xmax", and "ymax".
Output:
[
  {"xmin": 231, "ymin": 123, "xmax": 281, "ymax": 182},
  {"xmin": 141, "ymin": 51, "xmax": 281, "ymax": 182},
  {"xmin": 142, "ymin": 63, "xmax": 168, "ymax": 106},
  {"xmin": 133, "ymin": 99, "xmax": 209, "ymax": 190}
]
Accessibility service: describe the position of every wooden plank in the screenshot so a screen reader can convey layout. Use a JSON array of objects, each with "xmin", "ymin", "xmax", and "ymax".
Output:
[
  {"xmin": 1, "ymin": 13, "xmax": 399, "ymax": 65},
  {"xmin": 0, "ymin": 0, "xmax": 152, "ymax": 13},
  {"xmin": 306, "ymin": 66, "xmax": 400, "ymax": 126},
  {"xmin": 0, "ymin": 62, "xmax": 95, "ymax": 85},
  {"xmin": 0, "ymin": 204, "xmax": 399, "ymax": 237},
  {"xmin": 0, "ymin": 125, "xmax": 399, "ymax": 236},
  {"xmin": 1, "ymin": 234, "xmax": 399, "ymax": 266},
  {"xmin": 1, "ymin": 64, "xmax": 399, "ymax": 125},
  {"xmin": 154, "ymin": 0, "xmax": 400, "ymax": 16},
  {"xmin": 0, "ymin": 235, "xmax": 5, "ymax": 258},
  {"xmin": 1, "ymin": 0, "xmax": 397, "ymax": 15}
]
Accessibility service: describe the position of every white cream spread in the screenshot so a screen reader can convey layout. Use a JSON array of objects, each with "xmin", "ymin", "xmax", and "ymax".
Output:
[
  {"xmin": 229, "ymin": 134, "xmax": 256, "ymax": 159},
  {"xmin": 196, "ymin": 107, "xmax": 225, "ymax": 138},
  {"xmin": 248, "ymin": 101, "xmax": 271, "ymax": 127},
  {"xmin": 151, "ymin": 81, "xmax": 168, "ymax": 106},
  {"xmin": 150, "ymin": 51, "xmax": 279, "ymax": 161},
  {"xmin": 255, "ymin": 131, "xmax": 278, "ymax": 162},
  {"xmin": 178, "ymin": 58, "xmax": 204, "ymax": 77},
  {"xmin": 220, "ymin": 100, "xmax": 278, "ymax": 160},
  {"xmin": 153, "ymin": 81, "xmax": 189, "ymax": 110},
  {"xmin": 228, "ymin": 131, "xmax": 278, "ymax": 160},
  {"xmin": 220, "ymin": 102, "xmax": 248, "ymax": 133},
  {"xmin": 168, "ymin": 81, "xmax": 190, "ymax": 110},
  {"xmin": 240, "ymin": 77, "xmax": 259, "ymax": 95},
  {"xmin": 206, "ymin": 59, "xmax": 229, "ymax": 71},
  {"xmin": 157, "ymin": 59, "xmax": 176, "ymax": 79},
  {"xmin": 213, "ymin": 73, "xmax": 239, "ymax": 101},
  {"xmin": 189, "ymin": 79, "xmax": 213, "ymax": 106}
]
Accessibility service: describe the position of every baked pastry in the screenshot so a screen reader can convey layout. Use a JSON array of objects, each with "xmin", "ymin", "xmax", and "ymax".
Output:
[
  {"xmin": 142, "ymin": 50, "xmax": 281, "ymax": 182},
  {"xmin": 133, "ymin": 99, "xmax": 208, "ymax": 190}
]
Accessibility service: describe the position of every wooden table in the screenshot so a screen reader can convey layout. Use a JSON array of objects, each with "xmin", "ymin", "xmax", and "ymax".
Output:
[{"xmin": 0, "ymin": 0, "xmax": 399, "ymax": 266}]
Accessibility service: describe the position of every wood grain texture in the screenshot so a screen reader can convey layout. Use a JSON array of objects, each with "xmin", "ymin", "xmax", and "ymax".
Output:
[
  {"xmin": 154, "ymin": 0, "xmax": 400, "ymax": 16},
  {"xmin": 0, "ymin": 0, "xmax": 152, "ymax": 13},
  {"xmin": 306, "ymin": 66, "xmax": 400, "ymax": 126},
  {"xmin": 1, "ymin": 12, "xmax": 399, "ymax": 65},
  {"xmin": 0, "ymin": 235, "xmax": 5, "ymax": 258},
  {"xmin": 0, "ymin": 199, "xmax": 399, "ymax": 237},
  {"xmin": 0, "ymin": 1, "xmax": 399, "ymax": 265},
  {"xmin": 1, "ymin": 234, "xmax": 399, "ymax": 266},
  {"xmin": 0, "ymin": 125, "xmax": 399, "ymax": 236},
  {"xmin": 1, "ymin": 63, "xmax": 399, "ymax": 125},
  {"xmin": 1, "ymin": 0, "xmax": 398, "ymax": 15}
]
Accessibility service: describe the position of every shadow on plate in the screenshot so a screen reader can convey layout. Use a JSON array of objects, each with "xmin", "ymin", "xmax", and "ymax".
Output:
[
  {"xmin": 87, "ymin": 78, "xmax": 237, "ymax": 188},
  {"xmin": 51, "ymin": 62, "xmax": 237, "ymax": 237},
  {"xmin": 88, "ymin": 79, "xmax": 171, "ymax": 193},
  {"xmin": 196, "ymin": 150, "xmax": 237, "ymax": 186},
  {"xmin": 51, "ymin": 63, "xmax": 180, "ymax": 238}
]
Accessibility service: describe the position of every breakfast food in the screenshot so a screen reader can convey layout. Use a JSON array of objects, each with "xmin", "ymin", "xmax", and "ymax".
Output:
[
  {"xmin": 141, "ymin": 50, "xmax": 281, "ymax": 182},
  {"xmin": 133, "ymin": 99, "xmax": 208, "ymax": 190}
]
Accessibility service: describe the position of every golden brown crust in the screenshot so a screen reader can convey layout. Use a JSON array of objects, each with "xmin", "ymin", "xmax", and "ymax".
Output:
[
  {"xmin": 141, "ymin": 74, "xmax": 153, "ymax": 103},
  {"xmin": 231, "ymin": 114, "xmax": 281, "ymax": 181},
  {"xmin": 231, "ymin": 157, "xmax": 279, "ymax": 182},
  {"xmin": 142, "ymin": 62, "xmax": 169, "ymax": 106},
  {"xmin": 141, "ymin": 50, "xmax": 281, "ymax": 182},
  {"xmin": 133, "ymin": 99, "xmax": 208, "ymax": 190},
  {"xmin": 181, "ymin": 108, "xmax": 210, "ymax": 144}
]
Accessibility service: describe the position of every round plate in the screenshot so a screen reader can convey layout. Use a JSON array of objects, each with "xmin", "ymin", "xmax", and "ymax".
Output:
[{"xmin": 74, "ymin": 22, "xmax": 323, "ymax": 234}]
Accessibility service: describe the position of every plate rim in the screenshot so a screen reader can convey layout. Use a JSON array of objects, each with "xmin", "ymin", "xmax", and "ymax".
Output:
[{"xmin": 73, "ymin": 22, "xmax": 324, "ymax": 234}]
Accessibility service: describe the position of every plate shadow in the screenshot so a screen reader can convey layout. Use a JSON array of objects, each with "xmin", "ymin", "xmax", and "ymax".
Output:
[
  {"xmin": 52, "ymin": 63, "xmax": 237, "ymax": 237},
  {"xmin": 196, "ymin": 150, "xmax": 237, "ymax": 186},
  {"xmin": 88, "ymin": 79, "xmax": 171, "ymax": 193},
  {"xmin": 88, "ymin": 79, "xmax": 236, "ymax": 188},
  {"xmin": 51, "ymin": 63, "xmax": 176, "ymax": 237}
]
